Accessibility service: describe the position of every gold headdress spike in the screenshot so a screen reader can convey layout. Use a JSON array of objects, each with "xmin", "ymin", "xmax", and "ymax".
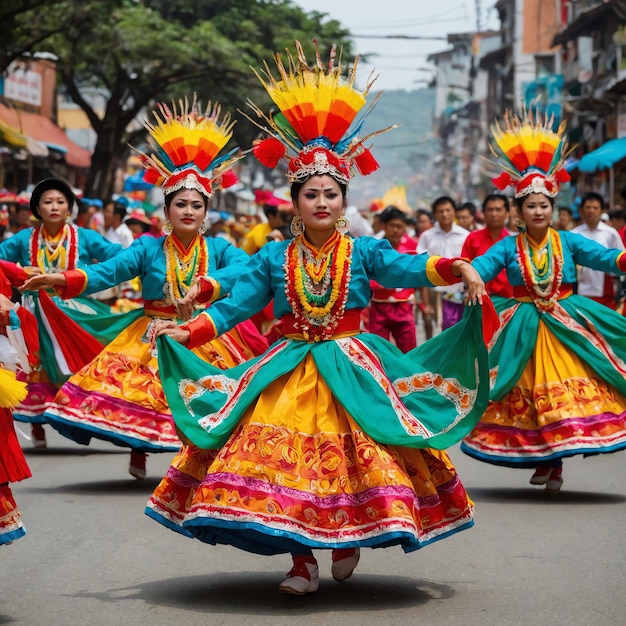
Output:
[
  {"xmin": 132, "ymin": 94, "xmax": 243, "ymax": 198},
  {"xmin": 244, "ymin": 39, "xmax": 395, "ymax": 185},
  {"xmin": 489, "ymin": 105, "xmax": 574, "ymax": 198}
]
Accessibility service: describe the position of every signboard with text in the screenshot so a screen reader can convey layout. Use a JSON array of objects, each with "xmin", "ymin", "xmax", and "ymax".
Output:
[{"xmin": 3, "ymin": 65, "xmax": 42, "ymax": 107}]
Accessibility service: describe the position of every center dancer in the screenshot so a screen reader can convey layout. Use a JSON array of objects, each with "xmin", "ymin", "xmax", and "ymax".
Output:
[{"xmin": 152, "ymin": 41, "xmax": 494, "ymax": 595}]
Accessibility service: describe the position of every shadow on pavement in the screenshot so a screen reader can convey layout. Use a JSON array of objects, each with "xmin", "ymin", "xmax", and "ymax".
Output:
[
  {"xmin": 23, "ymin": 447, "xmax": 127, "ymax": 457},
  {"xmin": 71, "ymin": 573, "xmax": 454, "ymax": 613},
  {"xmin": 468, "ymin": 487, "xmax": 626, "ymax": 505},
  {"xmin": 19, "ymin": 478, "xmax": 162, "ymax": 495}
]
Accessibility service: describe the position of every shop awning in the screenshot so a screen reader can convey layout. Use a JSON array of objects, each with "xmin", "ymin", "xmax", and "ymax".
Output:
[
  {"xmin": 0, "ymin": 103, "xmax": 91, "ymax": 168},
  {"xmin": 578, "ymin": 138, "xmax": 626, "ymax": 173}
]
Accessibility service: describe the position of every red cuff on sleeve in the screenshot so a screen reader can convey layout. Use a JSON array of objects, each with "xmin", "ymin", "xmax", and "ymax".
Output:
[
  {"xmin": 617, "ymin": 251, "xmax": 626, "ymax": 273},
  {"xmin": 434, "ymin": 257, "xmax": 465, "ymax": 285},
  {"xmin": 183, "ymin": 313, "xmax": 218, "ymax": 349},
  {"xmin": 57, "ymin": 269, "xmax": 88, "ymax": 299},
  {"xmin": 195, "ymin": 277, "xmax": 219, "ymax": 304}
]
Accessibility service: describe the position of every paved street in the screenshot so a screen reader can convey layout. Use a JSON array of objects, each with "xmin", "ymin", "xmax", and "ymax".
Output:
[{"xmin": 2, "ymin": 428, "xmax": 625, "ymax": 626}]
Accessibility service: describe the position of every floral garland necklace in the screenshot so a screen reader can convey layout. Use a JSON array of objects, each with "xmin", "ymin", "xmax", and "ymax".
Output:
[
  {"xmin": 284, "ymin": 230, "xmax": 352, "ymax": 341},
  {"xmin": 163, "ymin": 233, "xmax": 208, "ymax": 305},
  {"xmin": 516, "ymin": 227, "xmax": 563, "ymax": 311},
  {"xmin": 29, "ymin": 224, "xmax": 78, "ymax": 272}
]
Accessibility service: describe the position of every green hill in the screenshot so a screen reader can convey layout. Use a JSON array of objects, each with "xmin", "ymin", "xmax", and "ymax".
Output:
[{"xmin": 350, "ymin": 87, "xmax": 437, "ymax": 210}]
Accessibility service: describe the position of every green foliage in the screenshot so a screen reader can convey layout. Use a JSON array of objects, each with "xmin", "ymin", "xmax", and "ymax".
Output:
[{"xmin": 3, "ymin": 0, "xmax": 354, "ymax": 197}]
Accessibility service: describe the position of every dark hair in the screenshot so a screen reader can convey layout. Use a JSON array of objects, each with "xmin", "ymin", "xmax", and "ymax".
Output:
[
  {"xmin": 291, "ymin": 179, "xmax": 348, "ymax": 203},
  {"xmin": 482, "ymin": 193, "xmax": 509, "ymax": 211},
  {"xmin": 514, "ymin": 194, "xmax": 555, "ymax": 211},
  {"xmin": 608, "ymin": 208, "xmax": 626, "ymax": 222},
  {"xmin": 557, "ymin": 205, "xmax": 573, "ymax": 216},
  {"xmin": 580, "ymin": 192, "xmax": 605, "ymax": 210},
  {"xmin": 416, "ymin": 208, "xmax": 434, "ymax": 222},
  {"xmin": 112, "ymin": 201, "xmax": 127, "ymax": 220},
  {"xmin": 29, "ymin": 178, "xmax": 75, "ymax": 220},
  {"xmin": 380, "ymin": 206, "xmax": 408, "ymax": 225},
  {"xmin": 456, "ymin": 201, "xmax": 476, "ymax": 217},
  {"xmin": 76, "ymin": 199, "xmax": 90, "ymax": 216},
  {"xmin": 164, "ymin": 189, "xmax": 209, "ymax": 210},
  {"xmin": 262, "ymin": 204, "xmax": 278, "ymax": 219},
  {"xmin": 431, "ymin": 196, "xmax": 456, "ymax": 213}
]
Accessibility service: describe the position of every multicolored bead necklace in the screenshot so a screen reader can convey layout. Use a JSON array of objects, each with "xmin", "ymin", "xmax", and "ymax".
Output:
[
  {"xmin": 163, "ymin": 233, "xmax": 208, "ymax": 304},
  {"xmin": 29, "ymin": 224, "xmax": 78, "ymax": 272},
  {"xmin": 284, "ymin": 230, "xmax": 352, "ymax": 341},
  {"xmin": 516, "ymin": 228, "xmax": 563, "ymax": 311}
]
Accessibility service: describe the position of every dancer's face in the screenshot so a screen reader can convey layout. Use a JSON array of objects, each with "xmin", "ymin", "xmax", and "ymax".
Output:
[
  {"xmin": 165, "ymin": 189, "xmax": 207, "ymax": 239},
  {"xmin": 520, "ymin": 193, "xmax": 553, "ymax": 239},
  {"xmin": 294, "ymin": 175, "xmax": 346, "ymax": 233},
  {"xmin": 38, "ymin": 189, "xmax": 70, "ymax": 227}
]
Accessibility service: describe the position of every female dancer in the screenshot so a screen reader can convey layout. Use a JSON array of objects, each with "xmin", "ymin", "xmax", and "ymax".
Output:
[
  {"xmin": 152, "ymin": 42, "xmax": 493, "ymax": 594},
  {"xmin": 21, "ymin": 99, "xmax": 267, "ymax": 479},
  {"xmin": 0, "ymin": 178, "xmax": 126, "ymax": 447},
  {"xmin": 461, "ymin": 111, "xmax": 626, "ymax": 492},
  {"xmin": 0, "ymin": 264, "xmax": 30, "ymax": 545}
]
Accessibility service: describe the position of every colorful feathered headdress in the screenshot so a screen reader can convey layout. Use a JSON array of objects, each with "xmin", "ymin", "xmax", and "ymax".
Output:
[
  {"xmin": 245, "ymin": 40, "xmax": 393, "ymax": 185},
  {"xmin": 489, "ymin": 108, "xmax": 572, "ymax": 198},
  {"xmin": 134, "ymin": 95, "xmax": 242, "ymax": 198}
]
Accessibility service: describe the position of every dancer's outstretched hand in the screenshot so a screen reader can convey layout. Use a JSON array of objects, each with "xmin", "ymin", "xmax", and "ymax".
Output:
[
  {"xmin": 20, "ymin": 273, "xmax": 66, "ymax": 292},
  {"xmin": 451, "ymin": 260, "xmax": 485, "ymax": 305}
]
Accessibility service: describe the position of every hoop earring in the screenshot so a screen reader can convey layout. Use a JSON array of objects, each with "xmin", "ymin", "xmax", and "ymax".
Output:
[
  {"xmin": 162, "ymin": 220, "xmax": 173, "ymax": 235},
  {"xmin": 516, "ymin": 218, "xmax": 526, "ymax": 233},
  {"xmin": 335, "ymin": 215, "xmax": 349, "ymax": 235},
  {"xmin": 290, "ymin": 215, "xmax": 305, "ymax": 236}
]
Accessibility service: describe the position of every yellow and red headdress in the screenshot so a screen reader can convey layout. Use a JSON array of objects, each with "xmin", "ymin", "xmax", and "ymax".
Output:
[
  {"xmin": 246, "ymin": 40, "xmax": 392, "ymax": 185},
  {"xmin": 134, "ymin": 96, "xmax": 241, "ymax": 198},
  {"xmin": 489, "ymin": 108, "xmax": 572, "ymax": 198}
]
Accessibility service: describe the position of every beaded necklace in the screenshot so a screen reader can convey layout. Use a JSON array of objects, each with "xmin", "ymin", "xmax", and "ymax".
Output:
[
  {"xmin": 29, "ymin": 224, "xmax": 78, "ymax": 272},
  {"xmin": 163, "ymin": 233, "xmax": 208, "ymax": 305},
  {"xmin": 284, "ymin": 230, "xmax": 352, "ymax": 341},
  {"xmin": 516, "ymin": 228, "xmax": 563, "ymax": 311}
]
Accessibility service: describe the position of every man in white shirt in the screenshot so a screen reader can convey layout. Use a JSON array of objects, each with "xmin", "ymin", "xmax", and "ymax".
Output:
[
  {"xmin": 572, "ymin": 192, "xmax": 625, "ymax": 309},
  {"xmin": 103, "ymin": 200, "xmax": 134, "ymax": 248},
  {"xmin": 93, "ymin": 199, "xmax": 135, "ymax": 303},
  {"xmin": 417, "ymin": 196, "xmax": 469, "ymax": 329}
]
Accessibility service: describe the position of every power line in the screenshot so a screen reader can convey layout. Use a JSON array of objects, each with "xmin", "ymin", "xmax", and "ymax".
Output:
[{"xmin": 352, "ymin": 34, "xmax": 448, "ymax": 41}]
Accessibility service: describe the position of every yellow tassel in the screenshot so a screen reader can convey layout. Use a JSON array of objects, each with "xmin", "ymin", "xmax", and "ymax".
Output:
[{"xmin": 0, "ymin": 368, "xmax": 28, "ymax": 408}]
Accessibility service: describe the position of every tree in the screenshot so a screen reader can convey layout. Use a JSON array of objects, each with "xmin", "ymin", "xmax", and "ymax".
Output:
[
  {"xmin": 24, "ymin": 0, "xmax": 354, "ymax": 198},
  {"xmin": 0, "ymin": 1, "xmax": 93, "ymax": 73}
]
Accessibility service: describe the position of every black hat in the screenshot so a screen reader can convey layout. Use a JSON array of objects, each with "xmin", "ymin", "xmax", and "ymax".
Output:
[{"xmin": 29, "ymin": 178, "xmax": 75, "ymax": 220}]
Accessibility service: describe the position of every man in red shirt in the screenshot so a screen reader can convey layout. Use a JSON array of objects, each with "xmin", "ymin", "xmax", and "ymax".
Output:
[
  {"xmin": 369, "ymin": 206, "xmax": 418, "ymax": 352},
  {"xmin": 462, "ymin": 194, "xmax": 514, "ymax": 298}
]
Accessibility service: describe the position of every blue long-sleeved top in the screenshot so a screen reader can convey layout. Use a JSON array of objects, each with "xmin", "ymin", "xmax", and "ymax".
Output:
[
  {"xmin": 472, "ymin": 229, "xmax": 626, "ymax": 287},
  {"xmin": 0, "ymin": 225, "xmax": 122, "ymax": 270},
  {"xmin": 65, "ymin": 234, "xmax": 248, "ymax": 301}
]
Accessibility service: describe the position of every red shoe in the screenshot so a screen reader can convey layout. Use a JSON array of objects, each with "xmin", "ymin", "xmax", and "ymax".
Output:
[
  {"xmin": 129, "ymin": 450, "xmax": 147, "ymax": 480},
  {"xmin": 31, "ymin": 424, "xmax": 47, "ymax": 449},
  {"xmin": 279, "ymin": 556, "xmax": 319, "ymax": 595},
  {"xmin": 331, "ymin": 547, "xmax": 360, "ymax": 582},
  {"xmin": 545, "ymin": 467, "xmax": 563, "ymax": 494},
  {"xmin": 529, "ymin": 466, "xmax": 551, "ymax": 485}
]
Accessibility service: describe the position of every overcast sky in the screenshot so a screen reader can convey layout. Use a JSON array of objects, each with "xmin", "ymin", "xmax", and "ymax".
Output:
[{"xmin": 293, "ymin": 0, "xmax": 500, "ymax": 91}]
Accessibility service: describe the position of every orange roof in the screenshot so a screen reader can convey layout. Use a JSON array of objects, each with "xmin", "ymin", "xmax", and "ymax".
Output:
[{"xmin": 0, "ymin": 103, "xmax": 91, "ymax": 168}]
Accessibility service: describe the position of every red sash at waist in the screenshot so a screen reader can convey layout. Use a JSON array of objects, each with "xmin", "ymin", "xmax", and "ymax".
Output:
[
  {"xmin": 143, "ymin": 300, "xmax": 178, "ymax": 319},
  {"xmin": 281, "ymin": 308, "xmax": 362, "ymax": 341},
  {"xmin": 512, "ymin": 283, "xmax": 574, "ymax": 300}
]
